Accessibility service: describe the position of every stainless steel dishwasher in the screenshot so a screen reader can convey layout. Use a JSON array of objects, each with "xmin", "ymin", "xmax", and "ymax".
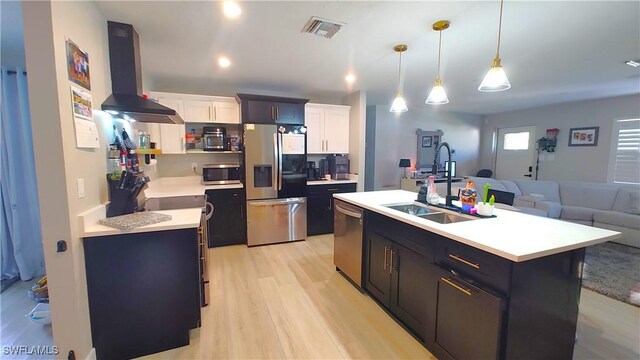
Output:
[{"xmin": 333, "ymin": 199, "xmax": 364, "ymax": 287}]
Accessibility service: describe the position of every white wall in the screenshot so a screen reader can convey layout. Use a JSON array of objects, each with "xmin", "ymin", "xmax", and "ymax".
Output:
[
  {"xmin": 480, "ymin": 94, "xmax": 640, "ymax": 183},
  {"xmin": 23, "ymin": 1, "xmax": 114, "ymax": 357},
  {"xmin": 155, "ymin": 153, "xmax": 242, "ymax": 177},
  {"xmin": 342, "ymin": 90, "xmax": 366, "ymax": 191},
  {"xmin": 369, "ymin": 105, "xmax": 483, "ymax": 190}
]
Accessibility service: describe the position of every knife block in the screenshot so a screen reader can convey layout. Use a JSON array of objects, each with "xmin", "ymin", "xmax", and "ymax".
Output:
[{"xmin": 106, "ymin": 176, "xmax": 147, "ymax": 218}]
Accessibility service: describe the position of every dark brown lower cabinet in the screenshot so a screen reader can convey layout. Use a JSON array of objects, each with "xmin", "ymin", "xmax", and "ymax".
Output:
[
  {"xmin": 365, "ymin": 230, "xmax": 432, "ymax": 341},
  {"xmin": 308, "ymin": 183, "xmax": 357, "ymax": 236},
  {"xmin": 206, "ymin": 189, "xmax": 246, "ymax": 247},
  {"xmin": 365, "ymin": 231, "xmax": 392, "ymax": 306},
  {"xmin": 433, "ymin": 268, "xmax": 504, "ymax": 360},
  {"xmin": 389, "ymin": 242, "xmax": 432, "ymax": 341}
]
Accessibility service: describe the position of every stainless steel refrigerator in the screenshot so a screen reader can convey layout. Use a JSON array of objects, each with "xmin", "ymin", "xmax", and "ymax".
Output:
[{"xmin": 244, "ymin": 124, "xmax": 307, "ymax": 246}]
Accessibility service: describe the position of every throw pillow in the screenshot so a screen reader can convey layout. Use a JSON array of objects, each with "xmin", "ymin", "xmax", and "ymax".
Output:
[{"xmin": 626, "ymin": 192, "xmax": 640, "ymax": 215}]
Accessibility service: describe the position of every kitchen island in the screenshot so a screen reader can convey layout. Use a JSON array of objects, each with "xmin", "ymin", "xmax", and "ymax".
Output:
[
  {"xmin": 333, "ymin": 190, "xmax": 620, "ymax": 360},
  {"xmin": 79, "ymin": 195, "xmax": 207, "ymax": 359}
]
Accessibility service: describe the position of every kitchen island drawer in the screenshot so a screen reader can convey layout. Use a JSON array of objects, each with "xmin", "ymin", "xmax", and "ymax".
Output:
[
  {"xmin": 367, "ymin": 211, "xmax": 437, "ymax": 260},
  {"xmin": 433, "ymin": 267, "xmax": 504, "ymax": 360},
  {"xmin": 435, "ymin": 238, "xmax": 512, "ymax": 295}
]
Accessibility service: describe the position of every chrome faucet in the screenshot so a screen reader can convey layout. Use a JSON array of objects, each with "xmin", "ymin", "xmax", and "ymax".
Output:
[{"xmin": 432, "ymin": 142, "xmax": 459, "ymax": 207}]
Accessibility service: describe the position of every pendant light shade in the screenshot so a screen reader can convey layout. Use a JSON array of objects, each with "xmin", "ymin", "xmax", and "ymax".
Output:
[
  {"xmin": 390, "ymin": 91, "xmax": 408, "ymax": 112},
  {"xmin": 390, "ymin": 44, "xmax": 408, "ymax": 113},
  {"xmin": 426, "ymin": 20, "xmax": 450, "ymax": 105},
  {"xmin": 426, "ymin": 77, "xmax": 449, "ymax": 105},
  {"xmin": 479, "ymin": 0, "xmax": 511, "ymax": 92},
  {"xmin": 478, "ymin": 58, "xmax": 511, "ymax": 91}
]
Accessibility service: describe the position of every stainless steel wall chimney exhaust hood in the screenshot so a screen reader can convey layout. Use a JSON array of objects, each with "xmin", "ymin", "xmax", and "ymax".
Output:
[{"xmin": 101, "ymin": 21, "xmax": 184, "ymax": 124}]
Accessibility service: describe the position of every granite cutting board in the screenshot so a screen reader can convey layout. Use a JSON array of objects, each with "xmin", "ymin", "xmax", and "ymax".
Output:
[{"xmin": 99, "ymin": 212, "xmax": 173, "ymax": 231}]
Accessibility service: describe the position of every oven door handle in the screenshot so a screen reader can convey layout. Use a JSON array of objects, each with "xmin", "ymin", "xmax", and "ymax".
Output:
[{"xmin": 205, "ymin": 202, "xmax": 214, "ymax": 220}]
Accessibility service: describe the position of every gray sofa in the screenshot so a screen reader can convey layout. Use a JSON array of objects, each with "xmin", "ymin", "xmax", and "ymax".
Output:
[{"xmin": 467, "ymin": 177, "xmax": 640, "ymax": 248}]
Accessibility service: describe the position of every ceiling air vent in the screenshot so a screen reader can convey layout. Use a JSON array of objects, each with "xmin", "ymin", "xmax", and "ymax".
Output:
[{"xmin": 301, "ymin": 16, "xmax": 345, "ymax": 39}]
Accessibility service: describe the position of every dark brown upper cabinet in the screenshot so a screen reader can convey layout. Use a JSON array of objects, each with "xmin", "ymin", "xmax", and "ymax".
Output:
[{"xmin": 236, "ymin": 93, "xmax": 308, "ymax": 125}]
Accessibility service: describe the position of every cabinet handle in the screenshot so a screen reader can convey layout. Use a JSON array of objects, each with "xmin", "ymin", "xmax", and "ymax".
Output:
[
  {"xmin": 326, "ymin": 139, "xmax": 329, "ymax": 151},
  {"xmin": 383, "ymin": 246, "xmax": 388, "ymax": 270},
  {"xmin": 448, "ymin": 254, "xmax": 480, "ymax": 269},
  {"xmin": 209, "ymin": 107, "xmax": 212, "ymax": 120},
  {"xmin": 214, "ymin": 107, "xmax": 217, "ymax": 121},
  {"xmin": 389, "ymin": 250, "xmax": 395, "ymax": 274},
  {"xmin": 276, "ymin": 106, "xmax": 279, "ymax": 119},
  {"xmin": 271, "ymin": 106, "xmax": 275, "ymax": 120},
  {"xmin": 441, "ymin": 277, "xmax": 472, "ymax": 296}
]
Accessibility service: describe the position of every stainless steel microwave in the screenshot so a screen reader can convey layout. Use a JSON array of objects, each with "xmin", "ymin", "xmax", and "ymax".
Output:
[{"xmin": 202, "ymin": 164, "xmax": 242, "ymax": 185}]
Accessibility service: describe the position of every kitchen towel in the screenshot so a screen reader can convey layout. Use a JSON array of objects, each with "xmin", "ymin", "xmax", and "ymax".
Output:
[{"xmin": 99, "ymin": 212, "xmax": 172, "ymax": 231}]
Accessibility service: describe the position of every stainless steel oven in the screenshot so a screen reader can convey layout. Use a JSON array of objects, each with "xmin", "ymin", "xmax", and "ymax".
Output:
[{"xmin": 202, "ymin": 164, "xmax": 242, "ymax": 185}]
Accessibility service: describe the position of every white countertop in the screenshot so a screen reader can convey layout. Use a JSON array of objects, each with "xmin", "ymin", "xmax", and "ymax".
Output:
[
  {"xmin": 80, "ymin": 176, "xmax": 230, "ymax": 238},
  {"xmin": 144, "ymin": 176, "xmax": 243, "ymax": 198},
  {"xmin": 80, "ymin": 206, "xmax": 202, "ymax": 238},
  {"xmin": 334, "ymin": 190, "xmax": 621, "ymax": 262},
  {"xmin": 307, "ymin": 179, "xmax": 358, "ymax": 186}
]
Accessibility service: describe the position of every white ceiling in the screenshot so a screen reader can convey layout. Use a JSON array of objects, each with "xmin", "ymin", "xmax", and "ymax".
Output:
[{"xmin": 6, "ymin": 1, "xmax": 640, "ymax": 114}]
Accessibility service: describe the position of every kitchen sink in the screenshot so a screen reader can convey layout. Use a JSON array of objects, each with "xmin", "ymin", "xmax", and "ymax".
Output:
[
  {"xmin": 417, "ymin": 212, "xmax": 475, "ymax": 224},
  {"xmin": 140, "ymin": 195, "xmax": 206, "ymax": 211},
  {"xmin": 385, "ymin": 203, "xmax": 436, "ymax": 216},
  {"xmin": 384, "ymin": 202, "xmax": 478, "ymax": 224}
]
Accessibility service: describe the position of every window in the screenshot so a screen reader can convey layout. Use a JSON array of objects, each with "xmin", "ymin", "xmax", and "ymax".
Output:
[
  {"xmin": 608, "ymin": 118, "xmax": 640, "ymax": 185},
  {"xmin": 503, "ymin": 132, "xmax": 529, "ymax": 150}
]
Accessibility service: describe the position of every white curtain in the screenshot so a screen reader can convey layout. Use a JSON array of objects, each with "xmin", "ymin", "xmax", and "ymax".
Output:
[{"xmin": 0, "ymin": 67, "xmax": 45, "ymax": 281}]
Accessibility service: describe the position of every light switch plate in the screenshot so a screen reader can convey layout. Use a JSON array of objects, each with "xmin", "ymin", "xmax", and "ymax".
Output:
[{"xmin": 77, "ymin": 178, "xmax": 85, "ymax": 199}]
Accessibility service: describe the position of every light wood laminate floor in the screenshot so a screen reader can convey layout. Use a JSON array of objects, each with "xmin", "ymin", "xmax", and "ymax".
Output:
[
  {"xmin": 0, "ymin": 278, "xmax": 54, "ymax": 359},
  {"xmin": 141, "ymin": 235, "xmax": 639, "ymax": 359}
]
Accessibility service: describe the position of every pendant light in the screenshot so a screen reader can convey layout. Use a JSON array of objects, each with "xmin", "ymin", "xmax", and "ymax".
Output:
[
  {"xmin": 478, "ymin": 0, "xmax": 511, "ymax": 92},
  {"xmin": 390, "ymin": 44, "xmax": 408, "ymax": 113},
  {"xmin": 426, "ymin": 20, "xmax": 450, "ymax": 105}
]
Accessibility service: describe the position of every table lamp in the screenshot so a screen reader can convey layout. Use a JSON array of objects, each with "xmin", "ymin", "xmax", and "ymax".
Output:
[{"xmin": 399, "ymin": 159, "xmax": 411, "ymax": 179}]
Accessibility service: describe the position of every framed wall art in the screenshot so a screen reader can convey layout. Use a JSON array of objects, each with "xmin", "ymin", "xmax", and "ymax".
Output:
[
  {"xmin": 568, "ymin": 127, "xmax": 599, "ymax": 147},
  {"xmin": 422, "ymin": 136, "xmax": 432, "ymax": 148}
]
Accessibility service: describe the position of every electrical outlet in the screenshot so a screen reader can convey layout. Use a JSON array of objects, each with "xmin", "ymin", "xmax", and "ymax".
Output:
[
  {"xmin": 77, "ymin": 178, "xmax": 85, "ymax": 199},
  {"xmin": 191, "ymin": 163, "xmax": 198, "ymax": 171}
]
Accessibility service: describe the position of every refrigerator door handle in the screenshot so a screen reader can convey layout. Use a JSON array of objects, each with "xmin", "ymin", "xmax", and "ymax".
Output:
[
  {"xmin": 273, "ymin": 133, "xmax": 278, "ymax": 191},
  {"xmin": 278, "ymin": 133, "xmax": 283, "ymax": 191}
]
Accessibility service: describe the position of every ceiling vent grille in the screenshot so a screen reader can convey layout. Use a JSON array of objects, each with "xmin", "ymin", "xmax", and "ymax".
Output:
[{"xmin": 301, "ymin": 16, "xmax": 345, "ymax": 39}]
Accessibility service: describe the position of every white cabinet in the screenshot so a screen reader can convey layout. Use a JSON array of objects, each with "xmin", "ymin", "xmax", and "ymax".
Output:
[
  {"xmin": 305, "ymin": 106, "xmax": 324, "ymax": 153},
  {"xmin": 182, "ymin": 97, "xmax": 240, "ymax": 124},
  {"xmin": 323, "ymin": 107, "xmax": 350, "ymax": 154},
  {"xmin": 212, "ymin": 98, "xmax": 240, "ymax": 124},
  {"xmin": 150, "ymin": 91, "xmax": 239, "ymax": 124},
  {"xmin": 159, "ymin": 124, "xmax": 186, "ymax": 154},
  {"xmin": 184, "ymin": 100, "xmax": 214, "ymax": 123},
  {"xmin": 152, "ymin": 95, "xmax": 186, "ymax": 154},
  {"xmin": 304, "ymin": 104, "xmax": 350, "ymax": 154}
]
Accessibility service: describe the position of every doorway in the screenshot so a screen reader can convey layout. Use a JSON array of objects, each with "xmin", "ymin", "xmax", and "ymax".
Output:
[{"xmin": 495, "ymin": 126, "xmax": 536, "ymax": 180}]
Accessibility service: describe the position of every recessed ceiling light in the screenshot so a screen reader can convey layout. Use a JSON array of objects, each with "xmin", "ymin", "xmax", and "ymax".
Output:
[
  {"xmin": 223, "ymin": 1, "xmax": 241, "ymax": 18},
  {"xmin": 625, "ymin": 60, "xmax": 640, "ymax": 68},
  {"xmin": 218, "ymin": 56, "xmax": 231, "ymax": 68},
  {"xmin": 345, "ymin": 74, "xmax": 356, "ymax": 83}
]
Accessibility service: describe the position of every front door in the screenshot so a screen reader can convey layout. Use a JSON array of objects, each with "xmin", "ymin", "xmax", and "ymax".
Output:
[{"xmin": 495, "ymin": 126, "xmax": 536, "ymax": 180}]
